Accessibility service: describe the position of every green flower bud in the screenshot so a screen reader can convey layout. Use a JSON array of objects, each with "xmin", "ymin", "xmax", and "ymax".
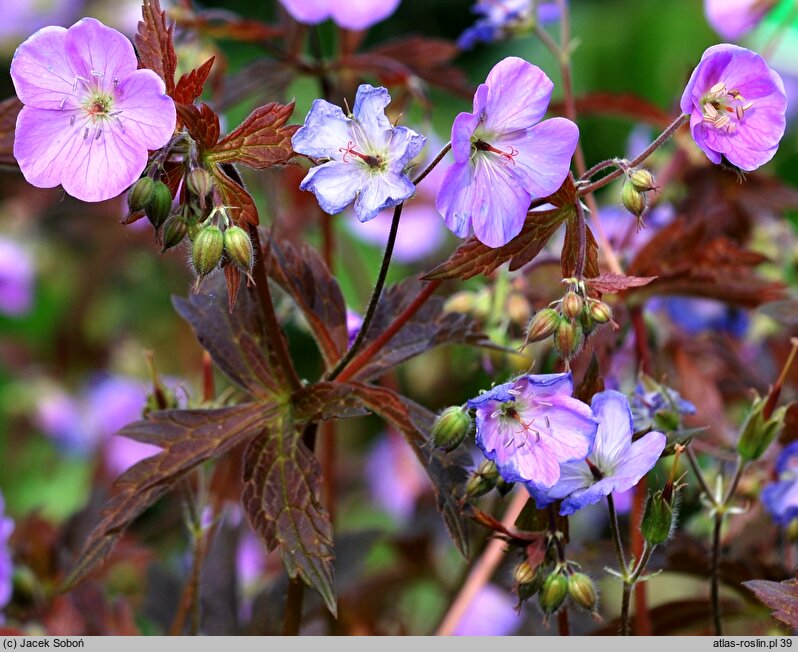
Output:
[
  {"xmin": 561, "ymin": 291, "xmax": 583, "ymax": 320},
  {"xmin": 539, "ymin": 571, "xmax": 568, "ymax": 614},
  {"xmin": 431, "ymin": 406, "xmax": 472, "ymax": 452},
  {"xmin": 641, "ymin": 490, "xmax": 675, "ymax": 545},
  {"xmin": 629, "ymin": 168, "xmax": 657, "ymax": 192},
  {"xmin": 621, "ymin": 181, "xmax": 647, "ymax": 218},
  {"xmin": 187, "ymin": 220, "xmax": 201, "ymax": 242},
  {"xmin": 514, "ymin": 561, "xmax": 536, "ymax": 586},
  {"xmin": 517, "ymin": 565, "xmax": 545, "ymax": 601},
  {"xmin": 526, "ymin": 308, "xmax": 561, "ymax": 344},
  {"xmin": 223, "ymin": 225, "xmax": 254, "ymax": 271},
  {"xmin": 127, "ymin": 176, "xmax": 155, "ymax": 212},
  {"xmin": 589, "ymin": 300, "xmax": 612, "ymax": 324},
  {"xmin": 737, "ymin": 396, "xmax": 788, "ymax": 462},
  {"xmin": 192, "ymin": 225, "xmax": 224, "ymax": 277},
  {"xmin": 465, "ymin": 459, "xmax": 499, "ymax": 498},
  {"xmin": 146, "ymin": 180, "xmax": 173, "ymax": 228},
  {"xmin": 161, "ymin": 215, "xmax": 188, "ymax": 251},
  {"xmin": 567, "ymin": 572, "xmax": 598, "ymax": 613},
  {"xmin": 554, "ymin": 320, "xmax": 584, "ymax": 361},
  {"xmin": 186, "ymin": 167, "xmax": 213, "ymax": 199}
]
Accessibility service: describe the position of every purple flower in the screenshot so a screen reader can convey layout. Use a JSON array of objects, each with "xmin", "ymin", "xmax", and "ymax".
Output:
[
  {"xmin": 0, "ymin": 237, "xmax": 34, "ymax": 316},
  {"xmin": 762, "ymin": 442, "xmax": 798, "ymax": 526},
  {"xmin": 452, "ymin": 585, "xmax": 520, "ymax": 636},
  {"xmin": 365, "ymin": 430, "xmax": 428, "ymax": 522},
  {"xmin": 436, "ymin": 57, "xmax": 579, "ymax": 248},
  {"xmin": 705, "ymin": 0, "xmax": 774, "ymax": 40},
  {"xmin": 468, "ymin": 373, "xmax": 597, "ymax": 490},
  {"xmin": 680, "ymin": 44, "xmax": 787, "ymax": 171},
  {"xmin": 346, "ymin": 309, "xmax": 363, "ymax": 346},
  {"xmin": 278, "ymin": 0, "xmax": 401, "ymax": 30},
  {"xmin": 0, "ymin": 491, "xmax": 13, "ymax": 617},
  {"xmin": 292, "ymin": 84, "xmax": 426, "ymax": 223},
  {"xmin": 653, "ymin": 297, "xmax": 749, "ymax": 337},
  {"xmin": 11, "ymin": 18, "xmax": 176, "ymax": 202},
  {"xmin": 458, "ymin": 0, "xmax": 560, "ymax": 49},
  {"xmin": 630, "ymin": 380, "xmax": 696, "ymax": 433},
  {"xmin": 0, "ymin": 0, "xmax": 82, "ymax": 45},
  {"xmin": 531, "ymin": 390, "xmax": 666, "ymax": 516}
]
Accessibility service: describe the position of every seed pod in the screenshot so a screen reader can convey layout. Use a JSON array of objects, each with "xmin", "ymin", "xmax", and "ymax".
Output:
[
  {"xmin": 186, "ymin": 167, "xmax": 213, "ymax": 199},
  {"xmin": 223, "ymin": 225, "xmax": 254, "ymax": 271},
  {"xmin": 465, "ymin": 459, "xmax": 499, "ymax": 498},
  {"xmin": 567, "ymin": 572, "xmax": 598, "ymax": 612},
  {"xmin": 431, "ymin": 406, "xmax": 472, "ymax": 452},
  {"xmin": 554, "ymin": 320, "xmax": 584, "ymax": 361},
  {"xmin": 629, "ymin": 168, "xmax": 657, "ymax": 192},
  {"xmin": 161, "ymin": 215, "xmax": 187, "ymax": 252},
  {"xmin": 127, "ymin": 177, "xmax": 155, "ymax": 212},
  {"xmin": 589, "ymin": 300, "xmax": 612, "ymax": 324},
  {"xmin": 621, "ymin": 181, "xmax": 647, "ymax": 218},
  {"xmin": 146, "ymin": 180, "xmax": 172, "ymax": 228},
  {"xmin": 561, "ymin": 291, "xmax": 583, "ymax": 320},
  {"xmin": 539, "ymin": 572, "xmax": 568, "ymax": 614},
  {"xmin": 192, "ymin": 225, "xmax": 224, "ymax": 277},
  {"xmin": 641, "ymin": 490, "xmax": 675, "ymax": 545},
  {"xmin": 526, "ymin": 308, "xmax": 561, "ymax": 344}
]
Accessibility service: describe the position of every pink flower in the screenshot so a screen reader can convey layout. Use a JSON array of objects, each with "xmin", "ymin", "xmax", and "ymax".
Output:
[
  {"xmin": 278, "ymin": 0, "xmax": 401, "ymax": 30},
  {"xmin": 704, "ymin": 0, "xmax": 775, "ymax": 40},
  {"xmin": 11, "ymin": 18, "xmax": 176, "ymax": 202}
]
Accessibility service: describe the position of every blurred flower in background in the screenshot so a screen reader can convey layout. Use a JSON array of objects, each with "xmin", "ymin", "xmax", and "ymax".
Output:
[
  {"xmin": 704, "ymin": 0, "xmax": 775, "ymax": 40},
  {"xmin": 762, "ymin": 441, "xmax": 798, "ymax": 526},
  {"xmin": 651, "ymin": 297, "xmax": 749, "ymax": 338},
  {"xmin": 365, "ymin": 430, "xmax": 428, "ymax": 523},
  {"xmin": 452, "ymin": 585, "xmax": 521, "ymax": 635},
  {"xmin": 0, "ymin": 0, "xmax": 82, "ymax": 50},
  {"xmin": 277, "ymin": 0, "xmax": 401, "ymax": 31},
  {"xmin": 0, "ymin": 237, "xmax": 34, "ymax": 317},
  {"xmin": 0, "ymin": 491, "xmax": 14, "ymax": 621},
  {"xmin": 458, "ymin": 0, "xmax": 560, "ymax": 49}
]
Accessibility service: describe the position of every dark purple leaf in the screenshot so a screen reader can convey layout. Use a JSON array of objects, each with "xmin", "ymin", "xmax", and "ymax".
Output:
[{"xmin": 744, "ymin": 579, "xmax": 798, "ymax": 628}]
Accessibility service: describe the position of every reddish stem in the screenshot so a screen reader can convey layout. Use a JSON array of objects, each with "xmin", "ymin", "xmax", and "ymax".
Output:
[{"xmin": 337, "ymin": 281, "xmax": 441, "ymax": 383}]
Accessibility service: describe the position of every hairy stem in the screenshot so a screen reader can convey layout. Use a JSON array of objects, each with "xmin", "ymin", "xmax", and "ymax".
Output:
[
  {"xmin": 574, "ymin": 195, "xmax": 587, "ymax": 279},
  {"xmin": 414, "ymin": 143, "xmax": 452, "ymax": 186},
  {"xmin": 326, "ymin": 202, "xmax": 403, "ymax": 381},
  {"xmin": 710, "ymin": 512, "xmax": 723, "ymax": 636},
  {"xmin": 607, "ymin": 494, "xmax": 628, "ymax": 574}
]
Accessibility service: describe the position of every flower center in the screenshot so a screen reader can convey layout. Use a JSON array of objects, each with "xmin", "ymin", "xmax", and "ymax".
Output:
[
  {"xmin": 473, "ymin": 138, "xmax": 518, "ymax": 165},
  {"xmin": 700, "ymin": 82, "xmax": 754, "ymax": 134},
  {"xmin": 493, "ymin": 401, "xmax": 550, "ymax": 449},
  {"xmin": 338, "ymin": 141, "xmax": 384, "ymax": 169}
]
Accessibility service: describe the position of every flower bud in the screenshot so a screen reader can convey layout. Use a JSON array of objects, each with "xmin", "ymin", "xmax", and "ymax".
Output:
[
  {"xmin": 641, "ymin": 490, "xmax": 675, "ymax": 545},
  {"xmin": 567, "ymin": 572, "xmax": 598, "ymax": 613},
  {"xmin": 539, "ymin": 571, "xmax": 568, "ymax": 614},
  {"xmin": 621, "ymin": 181, "xmax": 647, "ymax": 218},
  {"xmin": 127, "ymin": 176, "xmax": 155, "ymax": 212},
  {"xmin": 554, "ymin": 320, "xmax": 584, "ymax": 361},
  {"xmin": 161, "ymin": 215, "xmax": 188, "ymax": 251},
  {"xmin": 561, "ymin": 291, "xmax": 583, "ymax": 320},
  {"xmin": 186, "ymin": 167, "xmax": 213, "ymax": 199},
  {"xmin": 526, "ymin": 308, "xmax": 561, "ymax": 344},
  {"xmin": 146, "ymin": 180, "xmax": 172, "ymax": 228},
  {"xmin": 431, "ymin": 406, "xmax": 472, "ymax": 452},
  {"xmin": 465, "ymin": 459, "xmax": 499, "ymax": 498},
  {"xmin": 737, "ymin": 396, "xmax": 788, "ymax": 462},
  {"xmin": 514, "ymin": 561, "xmax": 536, "ymax": 586},
  {"xmin": 629, "ymin": 168, "xmax": 657, "ymax": 192},
  {"xmin": 192, "ymin": 225, "xmax": 224, "ymax": 277},
  {"xmin": 589, "ymin": 300, "xmax": 612, "ymax": 324},
  {"xmin": 223, "ymin": 225, "xmax": 254, "ymax": 271}
]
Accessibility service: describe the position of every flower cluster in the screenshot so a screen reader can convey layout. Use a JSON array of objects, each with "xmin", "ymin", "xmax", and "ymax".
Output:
[
  {"xmin": 762, "ymin": 442, "xmax": 798, "ymax": 526},
  {"xmin": 458, "ymin": 0, "xmax": 560, "ymax": 50}
]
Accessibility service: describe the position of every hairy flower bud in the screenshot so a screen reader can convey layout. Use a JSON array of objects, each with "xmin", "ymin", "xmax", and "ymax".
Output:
[
  {"xmin": 554, "ymin": 320, "xmax": 584, "ymax": 361},
  {"xmin": 514, "ymin": 561, "xmax": 536, "ymax": 586},
  {"xmin": 465, "ymin": 459, "xmax": 499, "ymax": 498},
  {"xmin": 737, "ymin": 396, "xmax": 788, "ymax": 462},
  {"xmin": 161, "ymin": 215, "xmax": 187, "ymax": 252},
  {"xmin": 223, "ymin": 225, "xmax": 254, "ymax": 271},
  {"xmin": 629, "ymin": 168, "xmax": 657, "ymax": 192},
  {"xmin": 589, "ymin": 300, "xmax": 612, "ymax": 324},
  {"xmin": 192, "ymin": 225, "xmax": 224, "ymax": 277},
  {"xmin": 526, "ymin": 308, "xmax": 561, "ymax": 344},
  {"xmin": 146, "ymin": 180, "xmax": 172, "ymax": 228},
  {"xmin": 567, "ymin": 572, "xmax": 598, "ymax": 613},
  {"xmin": 641, "ymin": 490, "xmax": 675, "ymax": 545},
  {"xmin": 539, "ymin": 571, "xmax": 568, "ymax": 614},
  {"xmin": 561, "ymin": 291, "xmax": 583, "ymax": 320},
  {"xmin": 127, "ymin": 176, "xmax": 155, "ymax": 212},
  {"xmin": 621, "ymin": 181, "xmax": 647, "ymax": 218},
  {"xmin": 431, "ymin": 406, "xmax": 472, "ymax": 452},
  {"xmin": 186, "ymin": 167, "xmax": 213, "ymax": 200}
]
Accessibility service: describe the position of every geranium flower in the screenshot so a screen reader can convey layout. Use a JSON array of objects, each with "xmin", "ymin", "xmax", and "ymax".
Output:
[
  {"xmin": 468, "ymin": 373, "xmax": 597, "ymax": 490},
  {"xmin": 458, "ymin": 0, "xmax": 560, "ymax": 49},
  {"xmin": 11, "ymin": 18, "xmax": 176, "ymax": 202},
  {"xmin": 630, "ymin": 378, "xmax": 696, "ymax": 433},
  {"xmin": 292, "ymin": 84, "xmax": 426, "ymax": 223},
  {"xmin": 680, "ymin": 44, "xmax": 787, "ymax": 171},
  {"xmin": 0, "ymin": 491, "xmax": 13, "ymax": 618},
  {"xmin": 705, "ymin": 0, "xmax": 775, "ymax": 40},
  {"xmin": 452, "ymin": 585, "xmax": 521, "ymax": 636},
  {"xmin": 436, "ymin": 56, "xmax": 579, "ymax": 248},
  {"xmin": 762, "ymin": 442, "xmax": 798, "ymax": 526},
  {"xmin": 530, "ymin": 390, "xmax": 666, "ymax": 516},
  {"xmin": 278, "ymin": 0, "xmax": 401, "ymax": 31}
]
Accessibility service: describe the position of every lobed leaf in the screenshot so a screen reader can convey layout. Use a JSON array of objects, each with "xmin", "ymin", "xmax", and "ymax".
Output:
[
  {"xmin": 173, "ymin": 57, "xmax": 215, "ymax": 106},
  {"xmin": 584, "ymin": 272, "xmax": 656, "ymax": 294},
  {"xmin": 64, "ymin": 403, "xmax": 273, "ymax": 590},
  {"xmin": 135, "ymin": 0, "xmax": 177, "ymax": 95},
  {"xmin": 212, "ymin": 163, "xmax": 259, "ymax": 226},
  {"xmin": 744, "ymin": 579, "xmax": 798, "ymax": 628},
  {"xmin": 176, "ymin": 103, "xmax": 220, "ymax": 150}
]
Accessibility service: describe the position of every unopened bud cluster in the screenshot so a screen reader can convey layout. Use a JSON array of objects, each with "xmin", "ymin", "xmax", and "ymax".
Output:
[
  {"xmin": 621, "ymin": 167, "xmax": 658, "ymax": 221},
  {"xmin": 524, "ymin": 284, "xmax": 612, "ymax": 362},
  {"xmin": 514, "ymin": 560, "xmax": 598, "ymax": 617}
]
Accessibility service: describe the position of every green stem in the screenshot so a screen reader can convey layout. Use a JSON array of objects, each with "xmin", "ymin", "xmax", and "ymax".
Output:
[
  {"xmin": 620, "ymin": 542, "xmax": 654, "ymax": 636},
  {"xmin": 686, "ymin": 446, "xmax": 716, "ymax": 507},
  {"xmin": 607, "ymin": 494, "xmax": 628, "ymax": 574}
]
